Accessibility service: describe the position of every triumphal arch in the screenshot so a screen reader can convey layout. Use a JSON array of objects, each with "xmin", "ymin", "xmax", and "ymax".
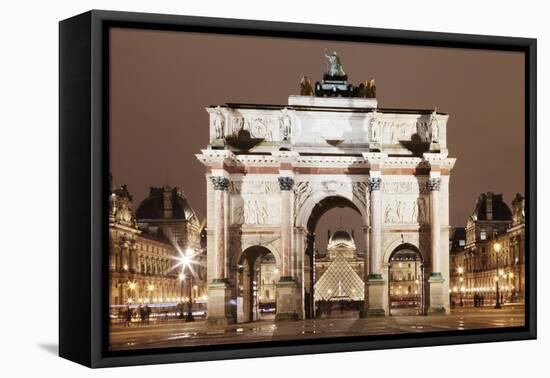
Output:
[{"xmin": 197, "ymin": 67, "xmax": 455, "ymax": 324}]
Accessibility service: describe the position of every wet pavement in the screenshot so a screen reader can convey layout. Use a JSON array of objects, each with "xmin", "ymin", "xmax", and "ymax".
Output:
[{"xmin": 109, "ymin": 306, "xmax": 525, "ymax": 351}]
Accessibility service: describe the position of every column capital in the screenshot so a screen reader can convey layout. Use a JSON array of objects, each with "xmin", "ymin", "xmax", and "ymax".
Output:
[
  {"xmin": 210, "ymin": 176, "xmax": 230, "ymax": 191},
  {"xmin": 368, "ymin": 177, "xmax": 382, "ymax": 191},
  {"xmin": 278, "ymin": 176, "xmax": 295, "ymax": 191},
  {"xmin": 427, "ymin": 177, "xmax": 442, "ymax": 191}
]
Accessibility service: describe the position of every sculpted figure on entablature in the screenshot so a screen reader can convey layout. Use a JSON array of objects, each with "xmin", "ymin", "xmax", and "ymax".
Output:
[
  {"xmin": 212, "ymin": 106, "xmax": 225, "ymax": 139},
  {"xmin": 280, "ymin": 108, "xmax": 292, "ymax": 141},
  {"xmin": 429, "ymin": 110, "xmax": 440, "ymax": 143},
  {"xmin": 416, "ymin": 120, "xmax": 430, "ymax": 142},
  {"xmin": 369, "ymin": 111, "xmax": 380, "ymax": 142}
]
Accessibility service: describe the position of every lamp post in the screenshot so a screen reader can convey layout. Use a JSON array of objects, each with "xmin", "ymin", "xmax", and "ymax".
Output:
[
  {"xmin": 178, "ymin": 272, "xmax": 185, "ymax": 319},
  {"xmin": 172, "ymin": 247, "xmax": 198, "ymax": 322},
  {"xmin": 457, "ymin": 267, "xmax": 464, "ymax": 307},
  {"xmin": 493, "ymin": 242, "xmax": 502, "ymax": 309},
  {"xmin": 127, "ymin": 280, "xmax": 137, "ymax": 306},
  {"xmin": 186, "ymin": 269, "xmax": 194, "ymax": 322}
]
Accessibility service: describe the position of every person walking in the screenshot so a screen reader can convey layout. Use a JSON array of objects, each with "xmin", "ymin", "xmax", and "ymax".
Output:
[
  {"xmin": 145, "ymin": 304, "xmax": 152, "ymax": 325},
  {"xmin": 125, "ymin": 305, "xmax": 132, "ymax": 327},
  {"xmin": 139, "ymin": 305, "xmax": 146, "ymax": 325}
]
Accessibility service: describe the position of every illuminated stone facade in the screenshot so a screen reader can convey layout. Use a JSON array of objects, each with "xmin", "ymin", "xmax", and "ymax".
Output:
[
  {"xmin": 450, "ymin": 193, "xmax": 525, "ymax": 306},
  {"xmin": 108, "ymin": 181, "xmax": 206, "ymax": 311},
  {"xmin": 197, "ymin": 94, "xmax": 456, "ymax": 323}
]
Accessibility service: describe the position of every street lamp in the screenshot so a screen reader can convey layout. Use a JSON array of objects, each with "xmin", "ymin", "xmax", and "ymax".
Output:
[
  {"xmin": 173, "ymin": 247, "xmax": 198, "ymax": 322},
  {"xmin": 457, "ymin": 266, "xmax": 464, "ymax": 307},
  {"xmin": 127, "ymin": 281, "xmax": 137, "ymax": 305},
  {"xmin": 178, "ymin": 271, "xmax": 185, "ymax": 319},
  {"xmin": 493, "ymin": 242, "xmax": 502, "ymax": 309},
  {"xmin": 459, "ymin": 276, "xmax": 464, "ymax": 307}
]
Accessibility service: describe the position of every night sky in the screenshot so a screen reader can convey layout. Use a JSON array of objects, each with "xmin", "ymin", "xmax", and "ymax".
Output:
[{"xmin": 110, "ymin": 28, "xmax": 525, "ymax": 251}]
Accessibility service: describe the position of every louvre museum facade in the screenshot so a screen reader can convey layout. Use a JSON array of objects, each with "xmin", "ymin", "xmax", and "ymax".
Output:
[
  {"xmin": 108, "ymin": 178, "xmax": 207, "ymax": 316},
  {"xmin": 449, "ymin": 192, "xmax": 525, "ymax": 306}
]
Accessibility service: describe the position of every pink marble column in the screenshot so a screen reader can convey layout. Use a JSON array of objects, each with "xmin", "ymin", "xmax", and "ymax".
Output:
[
  {"xmin": 210, "ymin": 176, "xmax": 229, "ymax": 280},
  {"xmin": 428, "ymin": 177, "xmax": 442, "ymax": 277},
  {"xmin": 368, "ymin": 176, "xmax": 382, "ymax": 279},
  {"xmin": 278, "ymin": 176, "xmax": 294, "ymax": 278}
]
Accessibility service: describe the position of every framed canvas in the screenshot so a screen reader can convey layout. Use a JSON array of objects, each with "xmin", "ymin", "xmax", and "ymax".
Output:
[{"xmin": 59, "ymin": 10, "xmax": 537, "ymax": 368}]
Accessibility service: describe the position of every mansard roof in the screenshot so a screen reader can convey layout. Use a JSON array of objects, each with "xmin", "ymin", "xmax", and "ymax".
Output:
[
  {"xmin": 136, "ymin": 186, "xmax": 196, "ymax": 221},
  {"xmin": 470, "ymin": 192, "xmax": 512, "ymax": 222}
]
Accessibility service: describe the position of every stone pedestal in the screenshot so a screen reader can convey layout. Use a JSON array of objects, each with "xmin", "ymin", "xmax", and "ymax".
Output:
[
  {"xmin": 364, "ymin": 276, "xmax": 386, "ymax": 317},
  {"xmin": 427, "ymin": 274, "xmax": 447, "ymax": 315},
  {"xmin": 206, "ymin": 279, "xmax": 234, "ymax": 325},
  {"xmin": 275, "ymin": 277, "xmax": 299, "ymax": 321},
  {"xmin": 429, "ymin": 142, "xmax": 441, "ymax": 152},
  {"xmin": 288, "ymin": 95, "xmax": 378, "ymax": 108}
]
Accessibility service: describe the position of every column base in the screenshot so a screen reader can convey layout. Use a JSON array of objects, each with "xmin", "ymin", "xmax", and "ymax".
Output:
[
  {"xmin": 364, "ymin": 276, "xmax": 386, "ymax": 317},
  {"xmin": 275, "ymin": 312, "xmax": 300, "ymax": 321},
  {"xmin": 206, "ymin": 279, "xmax": 235, "ymax": 325},
  {"xmin": 275, "ymin": 277, "xmax": 299, "ymax": 321},
  {"xmin": 360, "ymin": 308, "xmax": 386, "ymax": 317},
  {"xmin": 427, "ymin": 306, "xmax": 447, "ymax": 315},
  {"xmin": 428, "ymin": 273, "xmax": 449, "ymax": 315},
  {"xmin": 206, "ymin": 316, "xmax": 234, "ymax": 326}
]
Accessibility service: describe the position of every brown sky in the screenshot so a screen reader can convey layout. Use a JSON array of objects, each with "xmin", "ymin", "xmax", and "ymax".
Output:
[{"xmin": 110, "ymin": 27, "xmax": 525, "ymax": 250}]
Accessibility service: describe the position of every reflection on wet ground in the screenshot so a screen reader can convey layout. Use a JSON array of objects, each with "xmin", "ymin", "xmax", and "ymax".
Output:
[{"xmin": 110, "ymin": 306, "xmax": 524, "ymax": 351}]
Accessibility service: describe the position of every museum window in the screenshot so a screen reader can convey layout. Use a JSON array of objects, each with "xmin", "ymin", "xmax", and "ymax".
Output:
[
  {"xmin": 172, "ymin": 229, "xmax": 180, "ymax": 243},
  {"xmin": 480, "ymin": 229, "xmax": 487, "ymax": 240}
]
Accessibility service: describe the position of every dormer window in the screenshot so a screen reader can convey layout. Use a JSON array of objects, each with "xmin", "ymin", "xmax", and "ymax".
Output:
[{"xmin": 480, "ymin": 229, "xmax": 487, "ymax": 240}]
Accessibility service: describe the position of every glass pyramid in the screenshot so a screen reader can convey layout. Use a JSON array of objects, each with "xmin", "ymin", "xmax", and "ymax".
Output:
[{"xmin": 314, "ymin": 254, "xmax": 365, "ymax": 301}]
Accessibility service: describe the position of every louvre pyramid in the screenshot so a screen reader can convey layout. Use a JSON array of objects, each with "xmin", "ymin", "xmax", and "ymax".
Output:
[{"xmin": 314, "ymin": 254, "xmax": 365, "ymax": 301}]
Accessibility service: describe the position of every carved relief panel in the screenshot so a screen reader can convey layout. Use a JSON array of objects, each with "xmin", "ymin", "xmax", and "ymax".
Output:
[
  {"xmin": 230, "ymin": 180, "xmax": 281, "ymax": 225},
  {"xmin": 221, "ymin": 109, "xmax": 296, "ymax": 143},
  {"xmin": 382, "ymin": 179, "xmax": 429, "ymax": 225},
  {"xmin": 370, "ymin": 116, "xmax": 432, "ymax": 145}
]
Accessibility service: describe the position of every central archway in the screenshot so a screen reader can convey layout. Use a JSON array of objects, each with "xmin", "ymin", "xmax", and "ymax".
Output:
[
  {"xmin": 304, "ymin": 195, "xmax": 367, "ymax": 319},
  {"xmin": 388, "ymin": 244, "xmax": 425, "ymax": 316}
]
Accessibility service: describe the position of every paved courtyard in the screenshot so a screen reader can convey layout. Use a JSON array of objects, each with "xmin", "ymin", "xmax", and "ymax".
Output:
[{"xmin": 109, "ymin": 306, "xmax": 524, "ymax": 351}]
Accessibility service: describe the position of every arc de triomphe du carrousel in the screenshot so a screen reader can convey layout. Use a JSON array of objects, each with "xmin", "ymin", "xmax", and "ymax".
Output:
[{"xmin": 196, "ymin": 53, "xmax": 456, "ymax": 324}]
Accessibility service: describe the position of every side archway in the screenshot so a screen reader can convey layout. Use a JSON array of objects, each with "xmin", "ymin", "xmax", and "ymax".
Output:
[
  {"xmin": 236, "ymin": 245, "xmax": 279, "ymax": 323},
  {"xmin": 387, "ymin": 243, "xmax": 425, "ymax": 316}
]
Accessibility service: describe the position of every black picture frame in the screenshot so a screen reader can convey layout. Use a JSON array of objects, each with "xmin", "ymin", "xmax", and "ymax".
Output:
[{"xmin": 59, "ymin": 9, "xmax": 537, "ymax": 368}]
